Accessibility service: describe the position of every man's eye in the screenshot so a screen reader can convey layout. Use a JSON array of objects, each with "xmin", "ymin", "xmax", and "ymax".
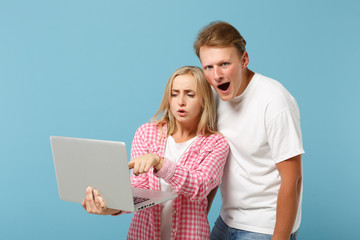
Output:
[
  {"xmin": 221, "ymin": 62, "xmax": 229, "ymax": 66},
  {"xmin": 204, "ymin": 66, "xmax": 213, "ymax": 70}
]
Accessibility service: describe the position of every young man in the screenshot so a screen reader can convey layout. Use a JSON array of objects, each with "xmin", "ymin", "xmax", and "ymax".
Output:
[{"xmin": 194, "ymin": 21, "xmax": 304, "ymax": 240}]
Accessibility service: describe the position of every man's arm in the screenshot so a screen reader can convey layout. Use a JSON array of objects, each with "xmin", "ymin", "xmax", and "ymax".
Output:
[
  {"xmin": 272, "ymin": 154, "xmax": 302, "ymax": 240},
  {"xmin": 207, "ymin": 186, "xmax": 219, "ymax": 215}
]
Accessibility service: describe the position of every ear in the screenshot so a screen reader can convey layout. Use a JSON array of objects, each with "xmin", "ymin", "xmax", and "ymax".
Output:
[{"xmin": 241, "ymin": 51, "xmax": 249, "ymax": 69}]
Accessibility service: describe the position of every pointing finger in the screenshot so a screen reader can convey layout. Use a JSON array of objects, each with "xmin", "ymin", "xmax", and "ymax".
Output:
[{"xmin": 128, "ymin": 160, "xmax": 135, "ymax": 169}]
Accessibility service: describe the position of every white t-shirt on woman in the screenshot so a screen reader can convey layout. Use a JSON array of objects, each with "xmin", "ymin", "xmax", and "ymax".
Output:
[{"xmin": 160, "ymin": 136, "xmax": 196, "ymax": 240}]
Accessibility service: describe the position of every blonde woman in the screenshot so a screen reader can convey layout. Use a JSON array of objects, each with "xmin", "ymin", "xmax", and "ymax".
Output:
[{"xmin": 83, "ymin": 66, "xmax": 229, "ymax": 240}]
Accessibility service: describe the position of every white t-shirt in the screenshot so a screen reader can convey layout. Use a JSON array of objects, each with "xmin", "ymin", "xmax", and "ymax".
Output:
[
  {"xmin": 160, "ymin": 136, "xmax": 196, "ymax": 240},
  {"xmin": 217, "ymin": 73, "xmax": 305, "ymax": 235}
]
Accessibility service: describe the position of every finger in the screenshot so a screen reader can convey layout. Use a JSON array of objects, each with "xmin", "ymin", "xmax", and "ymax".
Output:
[
  {"xmin": 86, "ymin": 186, "xmax": 97, "ymax": 212},
  {"xmin": 133, "ymin": 161, "xmax": 140, "ymax": 176},
  {"xmin": 82, "ymin": 199, "xmax": 86, "ymax": 210},
  {"xmin": 86, "ymin": 200, "xmax": 93, "ymax": 213},
  {"xmin": 144, "ymin": 162, "xmax": 153, "ymax": 173},
  {"xmin": 128, "ymin": 160, "xmax": 135, "ymax": 169},
  {"xmin": 85, "ymin": 186, "xmax": 93, "ymax": 200},
  {"xmin": 85, "ymin": 187, "xmax": 94, "ymax": 209},
  {"xmin": 91, "ymin": 190, "xmax": 106, "ymax": 214},
  {"xmin": 93, "ymin": 189, "xmax": 101, "ymax": 206},
  {"xmin": 98, "ymin": 196, "xmax": 106, "ymax": 209},
  {"xmin": 94, "ymin": 189, "xmax": 107, "ymax": 210},
  {"xmin": 138, "ymin": 161, "xmax": 146, "ymax": 174}
]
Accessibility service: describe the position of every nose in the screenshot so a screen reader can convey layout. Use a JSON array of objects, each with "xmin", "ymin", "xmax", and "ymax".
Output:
[
  {"xmin": 214, "ymin": 67, "xmax": 223, "ymax": 82},
  {"xmin": 178, "ymin": 94, "xmax": 186, "ymax": 106}
]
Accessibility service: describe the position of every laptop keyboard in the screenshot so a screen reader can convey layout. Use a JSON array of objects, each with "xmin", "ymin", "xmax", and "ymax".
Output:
[{"xmin": 133, "ymin": 196, "xmax": 149, "ymax": 204}]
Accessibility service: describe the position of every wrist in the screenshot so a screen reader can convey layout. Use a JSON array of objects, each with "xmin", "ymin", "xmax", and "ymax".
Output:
[{"xmin": 154, "ymin": 155, "xmax": 164, "ymax": 171}]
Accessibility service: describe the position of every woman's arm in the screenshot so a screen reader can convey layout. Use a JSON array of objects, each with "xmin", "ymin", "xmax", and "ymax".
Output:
[
  {"xmin": 129, "ymin": 124, "xmax": 154, "ymax": 189},
  {"xmin": 156, "ymin": 135, "xmax": 229, "ymax": 202}
]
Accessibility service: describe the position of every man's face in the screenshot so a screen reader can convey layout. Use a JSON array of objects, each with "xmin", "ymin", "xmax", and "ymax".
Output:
[{"xmin": 199, "ymin": 46, "xmax": 245, "ymax": 101}]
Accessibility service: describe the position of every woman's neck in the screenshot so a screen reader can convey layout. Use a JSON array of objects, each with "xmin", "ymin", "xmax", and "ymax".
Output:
[{"xmin": 172, "ymin": 124, "xmax": 198, "ymax": 143}]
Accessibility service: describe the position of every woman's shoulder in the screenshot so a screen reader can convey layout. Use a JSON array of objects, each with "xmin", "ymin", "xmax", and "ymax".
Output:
[
  {"xmin": 136, "ymin": 122, "xmax": 157, "ymax": 131},
  {"xmin": 135, "ymin": 122, "xmax": 165, "ymax": 138},
  {"xmin": 203, "ymin": 132, "xmax": 227, "ymax": 140},
  {"xmin": 198, "ymin": 132, "xmax": 229, "ymax": 148}
]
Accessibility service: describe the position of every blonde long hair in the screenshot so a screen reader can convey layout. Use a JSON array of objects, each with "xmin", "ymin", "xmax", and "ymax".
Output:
[{"xmin": 152, "ymin": 66, "xmax": 217, "ymax": 137}]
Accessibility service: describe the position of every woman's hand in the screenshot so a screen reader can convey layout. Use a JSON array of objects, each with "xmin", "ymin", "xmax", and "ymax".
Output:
[
  {"xmin": 128, "ymin": 153, "xmax": 164, "ymax": 176},
  {"xmin": 82, "ymin": 186, "xmax": 122, "ymax": 215}
]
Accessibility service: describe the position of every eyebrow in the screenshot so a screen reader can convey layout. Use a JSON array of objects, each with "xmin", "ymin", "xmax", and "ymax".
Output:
[
  {"xmin": 171, "ymin": 89, "xmax": 196, "ymax": 93},
  {"xmin": 203, "ymin": 59, "xmax": 231, "ymax": 68},
  {"xmin": 202, "ymin": 63, "xmax": 212, "ymax": 69}
]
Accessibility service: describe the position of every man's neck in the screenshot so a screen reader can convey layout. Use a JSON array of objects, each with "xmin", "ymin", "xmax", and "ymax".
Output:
[{"xmin": 237, "ymin": 68, "xmax": 255, "ymax": 96}]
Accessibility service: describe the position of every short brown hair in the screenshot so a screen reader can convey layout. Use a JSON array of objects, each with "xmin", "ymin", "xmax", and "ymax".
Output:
[{"xmin": 194, "ymin": 21, "xmax": 246, "ymax": 59}]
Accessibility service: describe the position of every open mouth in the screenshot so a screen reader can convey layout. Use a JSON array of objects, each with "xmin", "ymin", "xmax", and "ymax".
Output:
[{"xmin": 218, "ymin": 82, "xmax": 230, "ymax": 91}]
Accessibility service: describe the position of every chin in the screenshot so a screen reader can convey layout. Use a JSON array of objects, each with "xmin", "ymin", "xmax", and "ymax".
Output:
[
  {"xmin": 220, "ymin": 96, "xmax": 232, "ymax": 101},
  {"xmin": 217, "ymin": 92, "xmax": 233, "ymax": 101}
]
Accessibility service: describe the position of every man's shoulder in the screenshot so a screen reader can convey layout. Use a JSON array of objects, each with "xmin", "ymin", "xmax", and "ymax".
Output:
[
  {"xmin": 253, "ymin": 73, "xmax": 296, "ymax": 104},
  {"xmin": 253, "ymin": 73, "xmax": 301, "ymax": 124},
  {"xmin": 253, "ymin": 73, "xmax": 287, "ymax": 93}
]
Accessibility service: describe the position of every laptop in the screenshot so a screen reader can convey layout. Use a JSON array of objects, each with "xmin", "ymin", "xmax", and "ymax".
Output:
[{"xmin": 50, "ymin": 136, "xmax": 178, "ymax": 212}]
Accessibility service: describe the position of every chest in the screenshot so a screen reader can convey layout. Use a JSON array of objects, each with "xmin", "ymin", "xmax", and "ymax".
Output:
[{"xmin": 217, "ymin": 99, "xmax": 269, "ymax": 155}]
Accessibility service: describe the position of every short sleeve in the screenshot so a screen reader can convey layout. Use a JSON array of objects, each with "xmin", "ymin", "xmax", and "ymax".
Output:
[{"xmin": 266, "ymin": 108, "xmax": 305, "ymax": 163}]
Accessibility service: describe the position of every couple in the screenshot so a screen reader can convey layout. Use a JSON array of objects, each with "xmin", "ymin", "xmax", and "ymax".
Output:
[{"xmin": 82, "ymin": 21, "xmax": 304, "ymax": 240}]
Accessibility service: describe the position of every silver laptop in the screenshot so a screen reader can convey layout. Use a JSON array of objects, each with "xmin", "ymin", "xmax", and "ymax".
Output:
[{"xmin": 50, "ymin": 136, "xmax": 177, "ymax": 212}]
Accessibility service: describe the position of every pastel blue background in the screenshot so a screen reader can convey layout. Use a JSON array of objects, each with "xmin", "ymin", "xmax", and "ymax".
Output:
[{"xmin": 1, "ymin": 0, "xmax": 359, "ymax": 239}]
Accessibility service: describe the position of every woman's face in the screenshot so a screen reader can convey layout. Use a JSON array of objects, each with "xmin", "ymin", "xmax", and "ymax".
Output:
[{"xmin": 170, "ymin": 74, "xmax": 203, "ymax": 128}]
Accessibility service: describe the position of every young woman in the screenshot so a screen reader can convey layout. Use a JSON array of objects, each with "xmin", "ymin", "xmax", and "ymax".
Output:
[{"xmin": 82, "ymin": 66, "xmax": 229, "ymax": 240}]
